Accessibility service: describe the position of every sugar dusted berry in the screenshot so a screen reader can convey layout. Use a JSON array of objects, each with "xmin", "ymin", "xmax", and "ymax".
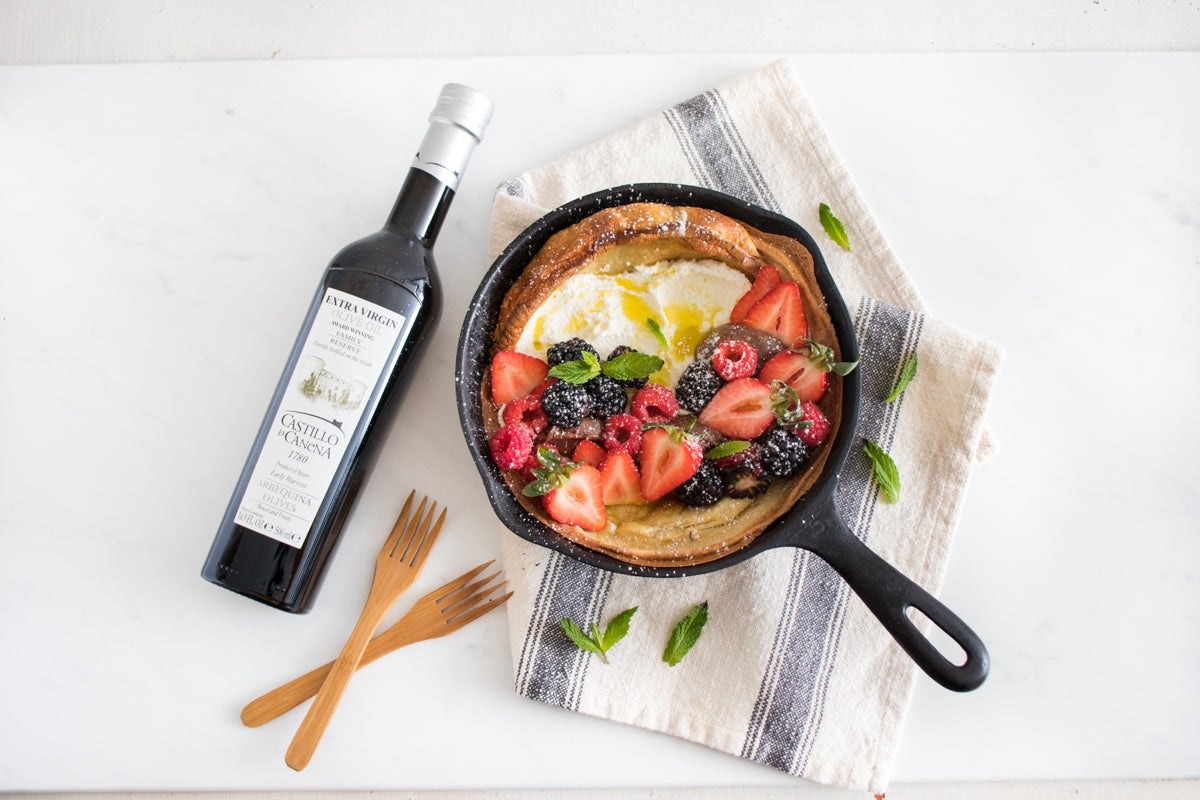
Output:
[
  {"xmin": 675, "ymin": 360, "xmax": 723, "ymax": 413},
  {"xmin": 675, "ymin": 460, "xmax": 723, "ymax": 507},
  {"xmin": 603, "ymin": 413, "xmax": 643, "ymax": 457},
  {"xmin": 490, "ymin": 425, "xmax": 534, "ymax": 470},
  {"xmin": 712, "ymin": 340, "xmax": 758, "ymax": 381},
  {"xmin": 631, "ymin": 383, "xmax": 679, "ymax": 424},
  {"xmin": 712, "ymin": 440, "xmax": 763, "ymax": 476},
  {"xmin": 794, "ymin": 401, "xmax": 830, "ymax": 446},
  {"xmin": 502, "ymin": 393, "xmax": 548, "ymax": 435},
  {"xmin": 586, "ymin": 375, "xmax": 628, "ymax": 418},
  {"xmin": 759, "ymin": 427, "xmax": 811, "ymax": 479},
  {"xmin": 540, "ymin": 380, "xmax": 594, "ymax": 429},
  {"xmin": 547, "ymin": 337, "xmax": 599, "ymax": 368}
]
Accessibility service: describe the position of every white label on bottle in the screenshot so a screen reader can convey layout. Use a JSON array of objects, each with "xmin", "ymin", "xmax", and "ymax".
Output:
[{"xmin": 235, "ymin": 288, "xmax": 405, "ymax": 548}]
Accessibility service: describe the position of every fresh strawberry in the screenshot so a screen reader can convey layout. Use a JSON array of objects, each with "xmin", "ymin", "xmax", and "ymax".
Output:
[
  {"xmin": 490, "ymin": 351, "xmax": 550, "ymax": 406},
  {"xmin": 730, "ymin": 264, "xmax": 781, "ymax": 324},
  {"xmin": 520, "ymin": 444, "xmax": 559, "ymax": 482},
  {"xmin": 502, "ymin": 393, "xmax": 548, "ymax": 435},
  {"xmin": 712, "ymin": 340, "xmax": 758, "ymax": 381},
  {"xmin": 794, "ymin": 401, "xmax": 830, "ymax": 446},
  {"xmin": 757, "ymin": 350, "xmax": 828, "ymax": 403},
  {"xmin": 631, "ymin": 383, "xmax": 679, "ymax": 424},
  {"xmin": 742, "ymin": 281, "xmax": 808, "ymax": 348},
  {"xmin": 599, "ymin": 450, "xmax": 644, "ymax": 506},
  {"xmin": 638, "ymin": 426, "xmax": 703, "ymax": 501},
  {"xmin": 542, "ymin": 464, "xmax": 607, "ymax": 531},
  {"xmin": 573, "ymin": 439, "xmax": 605, "ymax": 468},
  {"xmin": 489, "ymin": 424, "xmax": 534, "ymax": 470},
  {"xmin": 698, "ymin": 377, "xmax": 775, "ymax": 439}
]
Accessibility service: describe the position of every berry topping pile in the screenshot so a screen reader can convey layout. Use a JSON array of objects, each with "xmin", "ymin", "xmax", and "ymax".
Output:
[{"xmin": 486, "ymin": 264, "xmax": 856, "ymax": 530}]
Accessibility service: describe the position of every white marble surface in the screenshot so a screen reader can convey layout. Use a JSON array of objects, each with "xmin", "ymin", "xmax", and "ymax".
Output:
[{"xmin": 0, "ymin": 53, "xmax": 1198, "ymax": 792}]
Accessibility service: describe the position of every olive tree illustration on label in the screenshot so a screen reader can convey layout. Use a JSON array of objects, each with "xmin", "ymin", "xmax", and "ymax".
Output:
[{"xmin": 233, "ymin": 288, "xmax": 406, "ymax": 547}]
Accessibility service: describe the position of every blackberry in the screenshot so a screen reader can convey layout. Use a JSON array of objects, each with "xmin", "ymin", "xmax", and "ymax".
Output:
[
  {"xmin": 585, "ymin": 375, "xmax": 627, "ymax": 418},
  {"xmin": 758, "ymin": 427, "xmax": 811, "ymax": 479},
  {"xmin": 724, "ymin": 468, "xmax": 770, "ymax": 499},
  {"xmin": 540, "ymin": 380, "xmax": 594, "ymax": 429},
  {"xmin": 675, "ymin": 360, "xmax": 723, "ymax": 412},
  {"xmin": 675, "ymin": 460, "xmax": 723, "ymax": 507},
  {"xmin": 547, "ymin": 337, "xmax": 599, "ymax": 368},
  {"xmin": 606, "ymin": 345, "xmax": 649, "ymax": 388}
]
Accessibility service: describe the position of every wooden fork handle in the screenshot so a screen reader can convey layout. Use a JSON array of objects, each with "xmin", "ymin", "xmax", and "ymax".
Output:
[
  {"xmin": 241, "ymin": 617, "xmax": 425, "ymax": 728},
  {"xmin": 284, "ymin": 598, "xmax": 388, "ymax": 771}
]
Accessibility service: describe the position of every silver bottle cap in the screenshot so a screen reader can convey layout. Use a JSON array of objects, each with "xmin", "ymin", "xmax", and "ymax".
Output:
[{"xmin": 413, "ymin": 83, "xmax": 493, "ymax": 190}]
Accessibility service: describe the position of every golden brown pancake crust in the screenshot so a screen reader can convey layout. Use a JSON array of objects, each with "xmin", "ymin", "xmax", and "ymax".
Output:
[{"xmin": 482, "ymin": 202, "xmax": 842, "ymax": 567}]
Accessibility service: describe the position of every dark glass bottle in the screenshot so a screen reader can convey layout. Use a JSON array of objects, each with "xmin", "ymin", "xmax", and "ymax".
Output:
[{"xmin": 202, "ymin": 84, "xmax": 492, "ymax": 613}]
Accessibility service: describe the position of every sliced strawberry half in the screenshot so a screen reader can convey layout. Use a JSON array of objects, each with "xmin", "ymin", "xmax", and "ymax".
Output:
[
  {"xmin": 542, "ymin": 464, "xmax": 607, "ymax": 531},
  {"xmin": 757, "ymin": 350, "xmax": 828, "ymax": 403},
  {"xmin": 698, "ymin": 377, "xmax": 775, "ymax": 439},
  {"xmin": 730, "ymin": 264, "xmax": 781, "ymax": 324},
  {"xmin": 742, "ymin": 281, "xmax": 808, "ymax": 348},
  {"xmin": 573, "ymin": 439, "xmax": 605, "ymax": 468},
  {"xmin": 490, "ymin": 351, "xmax": 550, "ymax": 406},
  {"xmin": 638, "ymin": 426, "xmax": 703, "ymax": 502},
  {"xmin": 599, "ymin": 450, "xmax": 644, "ymax": 506}
]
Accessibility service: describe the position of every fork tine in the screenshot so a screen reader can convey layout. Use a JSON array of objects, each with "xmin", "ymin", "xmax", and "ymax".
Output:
[
  {"xmin": 403, "ymin": 505, "xmax": 446, "ymax": 568},
  {"xmin": 430, "ymin": 561, "xmax": 494, "ymax": 603},
  {"xmin": 438, "ymin": 571, "xmax": 503, "ymax": 610},
  {"xmin": 443, "ymin": 580, "xmax": 508, "ymax": 622},
  {"xmin": 445, "ymin": 590, "xmax": 513, "ymax": 627},
  {"xmin": 390, "ymin": 495, "xmax": 429, "ymax": 559},
  {"xmin": 382, "ymin": 491, "xmax": 418, "ymax": 558}
]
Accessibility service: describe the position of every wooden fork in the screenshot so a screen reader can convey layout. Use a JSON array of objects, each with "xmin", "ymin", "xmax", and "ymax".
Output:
[
  {"xmin": 241, "ymin": 561, "xmax": 509, "ymax": 727},
  {"xmin": 285, "ymin": 491, "xmax": 444, "ymax": 771}
]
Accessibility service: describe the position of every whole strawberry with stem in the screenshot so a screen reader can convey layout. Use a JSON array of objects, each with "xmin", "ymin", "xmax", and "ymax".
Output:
[{"xmin": 522, "ymin": 446, "xmax": 607, "ymax": 531}]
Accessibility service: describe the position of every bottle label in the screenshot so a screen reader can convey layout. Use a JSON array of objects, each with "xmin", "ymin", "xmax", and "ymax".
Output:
[{"xmin": 235, "ymin": 288, "xmax": 405, "ymax": 548}]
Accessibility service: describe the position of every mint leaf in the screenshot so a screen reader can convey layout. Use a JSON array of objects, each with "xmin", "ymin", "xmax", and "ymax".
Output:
[
  {"xmin": 863, "ymin": 440, "xmax": 901, "ymax": 503},
  {"xmin": 819, "ymin": 203, "xmax": 852, "ymax": 251},
  {"xmin": 561, "ymin": 618, "xmax": 604, "ymax": 655},
  {"xmin": 663, "ymin": 601, "xmax": 708, "ymax": 667},
  {"xmin": 601, "ymin": 606, "xmax": 638, "ymax": 650},
  {"xmin": 705, "ymin": 440, "xmax": 750, "ymax": 460},
  {"xmin": 560, "ymin": 607, "xmax": 638, "ymax": 664},
  {"xmin": 603, "ymin": 351, "xmax": 663, "ymax": 381},
  {"xmin": 646, "ymin": 318, "xmax": 669, "ymax": 351},
  {"xmin": 885, "ymin": 352, "xmax": 919, "ymax": 402},
  {"xmin": 548, "ymin": 351, "xmax": 601, "ymax": 384}
]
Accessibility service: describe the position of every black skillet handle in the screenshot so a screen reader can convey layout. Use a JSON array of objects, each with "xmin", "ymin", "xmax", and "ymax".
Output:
[{"xmin": 789, "ymin": 499, "xmax": 990, "ymax": 692}]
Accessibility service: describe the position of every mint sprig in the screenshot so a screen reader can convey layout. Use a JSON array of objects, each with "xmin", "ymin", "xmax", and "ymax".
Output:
[
  {"xmin": 548, "ymin": 350, "xmax": 601, "ymax": 384},
  {"xmin": 863, "ymin": 440, "xmax": 901, "ymax": 503},
  {"xmin": 561, "ymin": 606, "xmax": 638, "ymax": 664},
  {"xmin": 663, "ymin": 602, "xmax": 709, "ymax": 667},
  {"xmin": 705, "ymin": 440, "xmax": 750, "ymax": 460},
  {"xmin": 603, "ymin": 351, "xmax": 663, "ymax": 382},
  {"xmin": 885, "ymin": 352, "xmax": 918, "ymax": 402},
  {"xmin": 819, "ymin": 203, "xmax": 852, "ymax": 251}
]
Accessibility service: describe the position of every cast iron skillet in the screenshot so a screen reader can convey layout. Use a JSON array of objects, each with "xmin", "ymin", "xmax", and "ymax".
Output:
[{"xmin": 456, "ymin": 183, "xmax": 989, "ymax": 692}]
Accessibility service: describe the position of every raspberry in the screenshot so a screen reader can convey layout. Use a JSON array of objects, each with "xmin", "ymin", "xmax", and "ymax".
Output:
[
  {"xmin": 546, "ymin": 337, "xmax": 598, "ymax": 368},
  {"xmin": 758, "ymin": 427, "xmax": 811, "ymax": 478},
  {"xmin": 603, "ymin": 413, "xmax": 643, "ymax": 457},
  {"xmin": 540, "ymin": 380, "xmax": 594, "ymax": 429},
  {"xmin": 794, "ymin": 401, "xmax": 830, "ymax": 446},
  {"xmin": 712, "ymin": 340, "xmax": 758, "ymax": 381},
  {"xmin": 712, "ymin": 441, "xmax": 763, "ymax": 476},
  {"xmin": 675, "ymin": 460, "xmax": 723, "ymax": 506},
  {"xmin": 501, "ymin": 393, "xmax": 548, "ymax": 435},
  {"xmin": 674, "ymin": 360, "xmax": 723, "ymax": 412},
  {"xmin": 631, "ymin": 384, "xmax": 679, "ymax": 424},
  {"xmin": 490, "ymin": 425, "xmax": 534, "ymax": 470},
  {"xmin": 606, "ymin": 345, "xmax": 650, "ymax": 389},
  {"xmin": 586, "ymin": 375, "xmax": 628, "ymax": 418}
]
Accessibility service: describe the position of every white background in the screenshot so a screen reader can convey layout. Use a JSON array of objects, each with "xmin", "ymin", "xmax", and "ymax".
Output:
[{"xmin": 1, "ymin": 2, "xmax": 1198, "ymax": 799}]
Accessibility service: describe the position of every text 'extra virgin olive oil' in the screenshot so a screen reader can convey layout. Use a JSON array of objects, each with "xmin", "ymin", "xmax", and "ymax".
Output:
[{"xmin": 202, "ymin": 84, "xmax": 493, "ymax": 613}]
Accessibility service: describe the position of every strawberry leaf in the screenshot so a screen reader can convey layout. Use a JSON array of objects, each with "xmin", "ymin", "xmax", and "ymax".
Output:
[
  {"xmin": 863, "ymin": 440, "xmax": 901, "ymax": 503},
  {"xmin": 795, "ymin": 338, "xmax": 859, "ymax": 375},
  {"xmin": 885, "ymin": 352, "xmax": 918, "ymax": 402},
  {"xmin": 663, "ymin": 601, "xmax": 709, "ymax": 667},
  {"xmin": 819, "ymin": 203, "xmax": 852, "ymax": 251}
]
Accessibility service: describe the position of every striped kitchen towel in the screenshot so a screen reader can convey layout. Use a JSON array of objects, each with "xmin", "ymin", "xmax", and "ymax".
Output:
[{"xmin": 485, "ymin": 58, "xmax": 1002, "ymax": 792}]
